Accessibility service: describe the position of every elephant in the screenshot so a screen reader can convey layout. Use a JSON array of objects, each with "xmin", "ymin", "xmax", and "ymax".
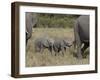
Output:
[
  {"xmin": 34, "ymin": 37, "xmax": 54, "ymax": 54},
  {"xmin": 26, "ymin": 12, "xmax": 37, "ymax": 45},
  {"xmin": 74, "ymin": 15, "xmax": 89, "ymax": 59},
  {"xmin": 53, "ymin": 38, "xmax": 72, "ymax": 56}
]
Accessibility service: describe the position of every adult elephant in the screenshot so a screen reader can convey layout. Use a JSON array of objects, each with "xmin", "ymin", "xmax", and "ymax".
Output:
[
  {"xmin": 74, "ymin": 15, "xmax": 89, "ymax": 59},
  {"xmin": 26, "ymin": 12, "xmax": 37, "ymax": 45}
]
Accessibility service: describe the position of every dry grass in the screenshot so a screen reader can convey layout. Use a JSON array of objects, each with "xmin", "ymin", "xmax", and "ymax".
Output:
[{"xmin": 26, "ymin": 28, "xmax": 89, "ymax": 67}]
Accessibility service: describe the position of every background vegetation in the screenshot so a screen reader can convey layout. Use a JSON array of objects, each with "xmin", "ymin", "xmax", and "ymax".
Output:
[
  {"xmin": 35, "ymin": 13, "xmax": 79, "ymax": 28},
  {"xmin": 26, "ymin": 13, "xmax": 89, "ymax": 67}
]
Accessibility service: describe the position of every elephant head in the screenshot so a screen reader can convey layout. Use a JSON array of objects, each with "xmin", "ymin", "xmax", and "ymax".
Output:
[{"xmin": 26, "ymin": 12, "xmax": 37, "ymax": 45}]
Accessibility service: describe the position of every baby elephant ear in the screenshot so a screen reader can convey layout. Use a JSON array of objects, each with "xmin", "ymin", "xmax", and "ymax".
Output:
[
  {"xmin": 68, "ymin": 41, "xmax": 74, "ymax": 47},
  {"xmin": 68, "ymin": 43, "xmax": 73, "ymax": 47},
  {"xmin": 63, "ymin": 40, "xmax": 72, "ymax": 47}
]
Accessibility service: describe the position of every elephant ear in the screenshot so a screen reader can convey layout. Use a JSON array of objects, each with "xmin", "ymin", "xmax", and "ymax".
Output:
[
  {"xmin": 41, "ymin": 39, "xmax": 48, "ymax": 47},
  {"xmin": 48, "ymin": 39, "xmax": 54, "ymax": 45}
]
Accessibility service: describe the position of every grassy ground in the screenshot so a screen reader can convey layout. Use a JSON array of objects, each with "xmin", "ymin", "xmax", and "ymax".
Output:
[{"xmin": 26, "ymin": 28, "xmax": 89, "ymax": 67}]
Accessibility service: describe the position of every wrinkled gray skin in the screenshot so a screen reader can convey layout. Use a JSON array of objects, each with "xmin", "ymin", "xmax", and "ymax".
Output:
[
  {"xmin": 26, "ymin": 13, "xmax": 37, "ymax": 44},
  {"xmin": 34, "ymin": 37, "xmax": 54, "ymax": 54},
  {"xmin": 74, "ymin": 15, "xmax": 89, "ymax": 59},
  {"xmin": 53, "ymin": 39, "xmax": 72, "ymax": 56}
]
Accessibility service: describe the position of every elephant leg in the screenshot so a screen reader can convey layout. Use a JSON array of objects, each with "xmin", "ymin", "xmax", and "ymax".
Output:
[
  {"xmin": 61, "ymin": 47, "xmax": 64, "ymax": 56},
  {"xmin": 55, "ymin": 52, "xmax": 57, "ymax": 56},
  {"xmin": 64, "ymin": 47, "xmax": 66, "ymax": 52},
  {"xmin": 73, "ymin": 40, "xmax": 76, "ymax": 49},
  {"xmin": 74, "ymin": 20, "xmax": 82, "ymax": 59},
  {"xmin": 53, "ymin": 46, "xmax": 56, "ymax": 56},
  {"xmin": 54, "ymin": 46, "xmax": 58, "ymax": 56},
  {"xmin": 40, "ymin": 44, "xmax": 44, "ymax": 54},
  {"xmin": 77, "ymin": 44, "xmax": 82, "ymax": 59},
  {"xmin": 49, "ymin": 48, "xmax": 52, "ymax": 54},
  {"xmin": 57, "ymin": 48, "xmax": 61, "ymax": 56},
  {"xmin": 48, "ymin": 48, "xmax": 51, "ymax": 54},
  {"xmin": 56, "ymin": 49, "xmax": 59, "ymax": 56},
  {"xmin": 76, "ymin": 38, "xmax": 82, "ymax": 59},
  {"xmin": 75, "ymin": 37, "xmax": 82, "ymax": 59},
  {"xmin": 49, "ymin": 46, "xmax": 53, "ymax": 55},
  {"xmin": 54, "ymin": 49, "xmax": 58, "ymax": 56}
]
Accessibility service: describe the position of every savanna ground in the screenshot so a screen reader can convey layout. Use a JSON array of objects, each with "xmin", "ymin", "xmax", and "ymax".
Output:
[{"xmin": 26, "ymin": 28, "xmax": 89, "ymax": 67}]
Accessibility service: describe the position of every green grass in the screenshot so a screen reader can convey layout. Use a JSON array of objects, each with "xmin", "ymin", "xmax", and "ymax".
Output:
[{"xmin": 26, "ymin": 28, "xmax": 89, "ymax": 67}]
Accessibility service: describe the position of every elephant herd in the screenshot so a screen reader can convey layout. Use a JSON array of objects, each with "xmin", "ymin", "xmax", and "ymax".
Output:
[
  {"xmin": 26, "ymin": 13, "xmax": 89, "ymax": 59},
  {"xmin": 34, "ymin": 37, "xmax": 72, "ymax": 56}
]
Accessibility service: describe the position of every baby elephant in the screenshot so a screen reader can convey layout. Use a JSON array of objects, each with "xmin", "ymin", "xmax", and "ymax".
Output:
[
  {"xmin": 53, "ymin": 38, "xmax": 72, "ymax": 56},
  {"xmin": 34, "ymin": 37, "xmax": 54, "ymax": 54}
]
